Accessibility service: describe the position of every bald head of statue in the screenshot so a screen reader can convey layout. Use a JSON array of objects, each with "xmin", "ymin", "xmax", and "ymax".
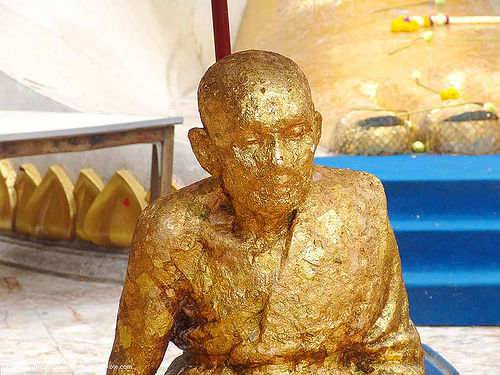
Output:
[{"xmin": 189, "ymin": 50, "xmax": 322, "ymax": 218}]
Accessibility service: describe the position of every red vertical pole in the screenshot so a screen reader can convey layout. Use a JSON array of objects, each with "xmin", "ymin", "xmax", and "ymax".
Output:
[{"xmin": 211, "ymin": 0, "xmax": 231, "ymax": 61}]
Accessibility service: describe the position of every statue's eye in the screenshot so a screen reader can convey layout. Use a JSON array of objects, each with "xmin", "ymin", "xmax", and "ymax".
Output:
[
  {"xmin": 243, "ymin": 135, "xmax": 259, "ymax": 144},
  {"xmin": 289, "ymin": 124, "xmax": 304, "ymax": 136},
  {"xmin": 237, "ymin": 132, "xmax": 259, "ymax": 146}
]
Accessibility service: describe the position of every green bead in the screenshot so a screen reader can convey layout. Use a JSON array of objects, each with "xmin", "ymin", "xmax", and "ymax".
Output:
[
  {"xmin": 423, "ymin": 31, "xmax": 434, "ymax": 42},
  {"xmin": 412, "ymin": 141, "xmax": 426, "ymax": 153},
  {"xmin": 483, "ymin": 102, "xmax": 497, "ymax": 114},
  {"xmin": 435, "ymin": 0, "xmax": 445, "ymax": 6}
]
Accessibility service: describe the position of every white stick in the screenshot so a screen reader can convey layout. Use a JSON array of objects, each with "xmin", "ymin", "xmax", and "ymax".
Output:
[
  {"xmin": 430, "ymin": 14, "xmax": 500, "ymax": 25},
  {"xmin": 449, "ymin": 16, "xmax": 500, "ymax": 24}
]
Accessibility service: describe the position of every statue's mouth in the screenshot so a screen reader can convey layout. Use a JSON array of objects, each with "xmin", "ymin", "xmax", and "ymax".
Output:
[{"xmin": 253, "ymin": 168, "xmax": 306, "ymax": 181}]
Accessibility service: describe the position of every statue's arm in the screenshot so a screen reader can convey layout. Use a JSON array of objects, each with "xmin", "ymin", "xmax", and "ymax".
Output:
[
  {"xmin": 359, "ymin": 223, "xmax": 425, "ymax": 374},
  {"xmin": 359, "ymin": 179, "xmax": 425, "ymax": 374},
  {"xmin": 107, "ymin": 201, "xmax": 188, "ymax": 375}
]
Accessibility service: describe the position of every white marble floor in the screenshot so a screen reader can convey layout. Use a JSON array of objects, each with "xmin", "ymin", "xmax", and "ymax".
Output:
[{"xmin": 0, "ymin": 263, "xmax": 498, "ymax": 375}]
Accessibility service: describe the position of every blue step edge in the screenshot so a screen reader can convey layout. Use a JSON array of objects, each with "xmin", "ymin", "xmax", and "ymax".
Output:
[
  {"xmin": 393, "ymin": 219, "xmax": 500, "ymax": 232},
  {"xmin": 314, "ymin": 154, "xmax": 500, "ymax": 182},
  {"xmin": 403, "ymin": 270, "xmax": 500, "ymax": 287},
  {"xmin": 424, "ymin": 344, "xmax": 460, "ymax": 375}
]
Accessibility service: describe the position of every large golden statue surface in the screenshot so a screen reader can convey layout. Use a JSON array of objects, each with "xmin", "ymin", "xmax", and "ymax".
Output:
[{"xmin": 108, "ymin": 50, "xmax": 424, "ymax": 374}]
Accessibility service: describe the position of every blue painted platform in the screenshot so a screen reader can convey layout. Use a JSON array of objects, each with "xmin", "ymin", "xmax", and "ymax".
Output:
[{"xmin": 315, "ymin": 154, "xmax": 500, "ymax": 325}]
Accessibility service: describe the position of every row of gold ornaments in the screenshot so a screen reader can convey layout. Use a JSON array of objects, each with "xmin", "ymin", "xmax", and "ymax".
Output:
[{"xmin": 0, "ymin": 160, "xmax": 175, "ymax": 248}]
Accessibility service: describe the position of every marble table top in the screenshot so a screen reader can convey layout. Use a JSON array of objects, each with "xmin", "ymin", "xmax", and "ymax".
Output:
[{"xmin": 0, "ymin": 111, "xmax": 182, "ymax": 141}]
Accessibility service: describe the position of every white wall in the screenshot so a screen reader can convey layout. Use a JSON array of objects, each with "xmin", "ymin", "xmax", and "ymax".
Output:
[{"xmin": 0, "ymin": 0, "xmax": 248, "ymax": 188}]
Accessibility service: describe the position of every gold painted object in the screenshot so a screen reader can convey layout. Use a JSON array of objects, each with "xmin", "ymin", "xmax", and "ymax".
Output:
[
  {"xmin": 334, "ymin": 110, "xmax": 412, "ymax": 155},
  {"xmin": 108, "ymin": 51, "xmax": 424, "ymax": 375},
  {"xmin": 0, "ymin": 159, "xmax": 17, "ymax": 231},
  {"xmin": 14, "ymin": 163, "xmax": 42, "ymax": 234},
  {"xmin": 74, "ymin": 168, "xmax": 105, "ymax": 241},
  {"xmin": 425, "ymin": 103, "xmax": 500, "ymax": 154},
  {"xmin": 24, "ymin": 165, "xmax": 76, "ymax": 240},
  {"xmin": 84, "ymin": 170, "xmax": 147, "ymax": 248}
]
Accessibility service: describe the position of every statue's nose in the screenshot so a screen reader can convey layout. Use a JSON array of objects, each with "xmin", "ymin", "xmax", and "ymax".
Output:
[
  {"xmin": 271, "ymin": 140, "xmax": 285, "ymax": 166},
  {"xmin": 273, "ymin": 142, "xmax": 283, "ymax": 165},
  {"xmin": 255, "ymin": 136, "xmax": 288, "ymax": 168}
]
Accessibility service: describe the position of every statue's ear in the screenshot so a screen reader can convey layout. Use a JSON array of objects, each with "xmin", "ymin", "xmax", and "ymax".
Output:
[
  {"xmin": 188, "ymin": 128, "xmax": 222, "ymax": 178},
  {"xmin": 313, "ymin": 111, "xmax": 323, "ymax": 146}
]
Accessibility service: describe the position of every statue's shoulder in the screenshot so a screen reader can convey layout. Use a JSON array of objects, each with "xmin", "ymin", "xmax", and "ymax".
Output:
[
  {"xmin": 311, "ymin": 164, "xmax": 384, "ymax": 196},
  {"xmin": 309, "ymin": 165, "xmax": 392, "ymax": 264},
  {"xmin": 139, "ymin": 177, "xmax": 223, "ymax": 243},
  {"xmin": 309, "ymin": 164, "xmax": 387, "ymax": 217}
]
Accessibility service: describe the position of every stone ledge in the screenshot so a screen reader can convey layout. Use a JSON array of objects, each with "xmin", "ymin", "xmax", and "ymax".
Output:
[{"xmin": 0, "ymin": 232, "xmax": 128, "ymax": 283}]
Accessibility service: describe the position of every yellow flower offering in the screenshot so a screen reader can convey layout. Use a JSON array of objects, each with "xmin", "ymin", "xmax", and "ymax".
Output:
[
  {"xmin": 440, "ymin": 88, "xmax": 460, "ymax": 101},
  {"xmin": 391, "ymin": 16, "xmax": 420, "ymax": 32}
]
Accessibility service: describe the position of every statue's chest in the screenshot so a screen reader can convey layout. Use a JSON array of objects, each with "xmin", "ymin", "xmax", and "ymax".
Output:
[
  {"xmin": 172, "ymin": 235, "xmax": 286, "ymax": 320},
  {"xmin": 255, "ymin": 209, "xmax": 375, "ymax": 347},
  {"xmin": 172, "ymin": 207, "xmax": 374, "ymax": 345}
]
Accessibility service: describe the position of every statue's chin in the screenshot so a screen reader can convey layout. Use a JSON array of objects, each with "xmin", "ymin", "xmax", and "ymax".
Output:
[
  {"xmin": 224, "ymin": 173, "xmax": 311, "ymax": 219},
  {"xmin": 239, "ymin": 188, "xmax": 306, "ymax": 218}
]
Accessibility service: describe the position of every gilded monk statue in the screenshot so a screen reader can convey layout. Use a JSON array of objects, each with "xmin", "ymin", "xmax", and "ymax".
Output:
[{"xmin": 108, "ymin": 50, "xmax": 425, "ymax": 374}]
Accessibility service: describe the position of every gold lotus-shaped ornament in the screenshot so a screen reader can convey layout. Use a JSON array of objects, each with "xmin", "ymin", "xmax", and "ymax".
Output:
[
  {"xmin": 24, "ymin": 165, "xmax": 76, "ymax": 240},
  {"xmin": 14, "ymin": 163, "xmax": 42, "ymax": 234},
  {"xmin": 74, "ymin": 168, "xmax": 104, "ymax": 241},
  {"xmin": 0, "ymin": 159, "xmax": 17, "ymax": 231},
  {"xmin": 83, "ymin": 170, "xmax": 147, "ymax": 248}
]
